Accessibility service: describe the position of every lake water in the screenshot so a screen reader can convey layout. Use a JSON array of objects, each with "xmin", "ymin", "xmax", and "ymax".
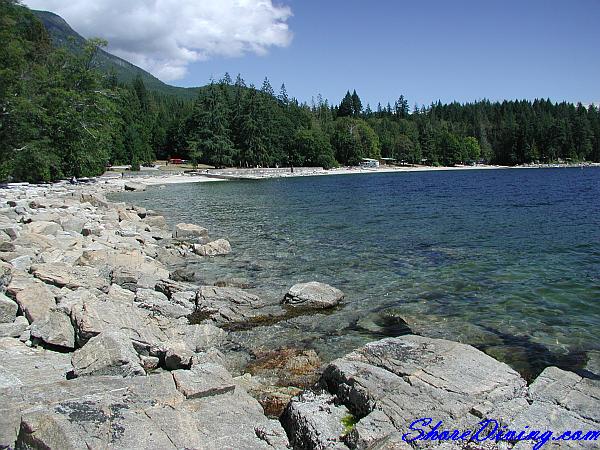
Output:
[{"xmin": 114, "ymin": 168, "xmax": 600, "ymax": 380}]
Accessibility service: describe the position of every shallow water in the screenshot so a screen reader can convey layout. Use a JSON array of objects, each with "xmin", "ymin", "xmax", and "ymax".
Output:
[{"xmin": 113, "ymin": 167, "xmax": 600, "ymax": 379}]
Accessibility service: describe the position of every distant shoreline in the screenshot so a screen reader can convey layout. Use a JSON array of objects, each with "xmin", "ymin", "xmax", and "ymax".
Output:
[{"xmin": 95, "ymin": 162, "xmax": 600, "ymax": 187}]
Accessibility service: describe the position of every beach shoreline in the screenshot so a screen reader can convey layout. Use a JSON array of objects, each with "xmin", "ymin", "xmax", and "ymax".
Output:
[{"xmin": 97, "ymin": 162, "xmax": 600, "ymax": 187}]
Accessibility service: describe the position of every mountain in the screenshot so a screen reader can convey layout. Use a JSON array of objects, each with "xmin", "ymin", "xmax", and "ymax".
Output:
[{"xmin": 32, "ymin": 10, "xmax": 201, "ymax": 100}]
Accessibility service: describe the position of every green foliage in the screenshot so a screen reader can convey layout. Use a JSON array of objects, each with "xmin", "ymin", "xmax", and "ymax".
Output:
[
  {"xmin": 293, "ymin": 128, "xmax": 337, "ymax": 169},
  {"xmin": 341, "ymin": 414, "xmax": 359, "ymax": 436},
  {"xmin": 331, "ymin": 117, "xmax": 381, "ymax": 165},
  {"xmin": 3, "ymin": 2, "xmax": 600, "ymax": 184}
]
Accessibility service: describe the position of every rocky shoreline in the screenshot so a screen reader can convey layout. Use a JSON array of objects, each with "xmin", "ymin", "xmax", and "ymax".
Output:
[{"xmin": 0, "ymin": 178, "xmax": 598, "ymax": 449}]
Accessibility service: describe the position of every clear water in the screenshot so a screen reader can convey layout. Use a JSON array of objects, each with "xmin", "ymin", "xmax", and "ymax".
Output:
[{"xmin": 113, "ymin": 168, "xmax": 600, "ymax": 380}]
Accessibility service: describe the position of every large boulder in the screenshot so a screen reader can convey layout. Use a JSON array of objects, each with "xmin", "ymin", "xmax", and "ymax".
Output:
[
  {"xmin": 173, "ymin": 223, "xmax": 209, "ymax": 242},
  {"xmin": 144, "ymin": 215, "xmax": 168, "ymax": 229},
  {"xmin": 6, "ymin": 372, "xmax": 289, "ymax": 450},
  {"xmin": 135, "ymin": 288, "xmax": 193, "ymax": 319},
  {"xmin": 71, "ymin": 330, "xmax": 145, "ymax": 377},
  {"xmin": 24, "ymin": 221, "xmax": 62, "ymax": 236},
  {"xmin": 30, "ymin": 308, "xmax": 75, "ymax": 349},
  {"xmin": 70, "ymin": 290, "xmax": 169, "ymax": 349},
  {"xmin": 31, "ymin": 262, "xmax": 109, "ymax": 291},
  {"xmin": 193, "ymin": 238, "xmax": 232, "ymax": 256},
  {"xmin": 0, "ymin": 293, "xmax": 17, "ymax": 323},
  {"xmin": 195, "ymin": 286, "xmax": 270, "ymax": 326},
  {"xmin": 124, "ymin": 181, "xmax": 147, "ymax": 192},
  {"xmin": 0, "ymin": 337, "xmax": 72, "ymax": 390},
  {"xmin": 0, "ymin": 316, "xmax": 29, "ymax": 338},
  {"xmin": 15, "ymin": 284, "xmax": 56, "ymax": 323},
  {"xmin": 282, "ymin": 282, "xmax": 344, "ymax": 309},
  {"xmin": 282, "ymin": 335, "xmax": 530, "ymax": 449}
]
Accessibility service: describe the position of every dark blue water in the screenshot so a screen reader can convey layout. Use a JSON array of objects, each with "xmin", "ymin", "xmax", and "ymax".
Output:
[{"xmin": 115, "ymin": 168, "xmax": 600, "ymax": 379}]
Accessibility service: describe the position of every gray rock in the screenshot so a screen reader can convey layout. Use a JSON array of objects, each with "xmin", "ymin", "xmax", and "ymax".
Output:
[
  {"xmin": 0, "ymin": 337, "xmax": 72, "ymax": 390},
  {"xmin": 15, "ymin": 284, "xmax": 56, "ymax": 323},
  {"xmin": 135, "ymin": 288, "xmax": 193, "ymax": 319},
  {"xmin": 0, "ymin": 226, "xmax": 19, "ymax": 240},
  {"xmin": 283, "ymin": 335, "xmax": 530, "ymax": 449},
  {"xmin": 172, "ymin": 363, "xmax": 236, "ymax": 399},
  {"xmin": 8, "ymin": 254, "xmax": 32, "ymax": 271},
  {"xmin": 0, "ymin": 261, "xmax": 11, "ymax": 291},
  {"xmin": 283, "ymin": 281, "xmax": 344, "ymax": 309},
  {"xmin": 8, "ymin": 371, "xmax": 288, "ymax": 450},
  {"xmin": 70, "ymin": 292, "xmax": 170, "ymax": 351},
  {"xmin": 584, "ymin": 350, "xmax": 600, "ymax": 377},
  {"xmin": 59, "ymin": 216, "xmax": 86, "ymax": 233},
  {"xmin": 182, "ymin": 323, "xmax": 227, "ymax": 352},
  {"xmin": 193, "ymin": 238, "xmax": 232, "ymax": 256},
  {"xmin": 30, "ymin": 308, "xmax": 75, "ymax": 349},
  {"xmin": 0, "ymin": 292, "xmax": 18, "ymax": 323},
  {"xmin": 14, "ymin": 232, "xmax": 54, "ymax": 252},
  {"xmin": 141, "ymin": 355, "xmax": 160, "ymax": 371},
  {"xmin": 124, "ymin": 181, "xmax": 147, "ymax": 191},
  {"xmin": 144, "ymin": 214, "xmax": 168, "ymax": 229},
  {"xmin": 527, "ymin": 366, "xmax": 599, "ymax": 424},
  {"xmin": 281, "ymin": 391, "xmax": 351, "ymax": 450},
  {"xmin": 0, "ymin": 316, "xmax": 29, "ymax": 338},
  {"xmin": 173, "ymin": 222, "xmax": 209, "ymax": 242},
  {"xmin": 79, "ymin": 192, "xmax": 110, "ymax": 208},
  {"xmin": 155, "ymin": 278, "xmax": 199, "ymax": 298},
  {"xmin": 32, "ymin": 262, "xmax": 108, "ymax": 291},
  {"xmin": 170, "ymin": 267, "xmax": 195, "ymax": 282},
  {"xmin": 107, "ymin": 283, "xmax": 136, "ymax": 304},
  {"xmin": 0, "ymin": 241, "xmax": 15, "ymax": 252},
  {"xmin": 71, "ymin": 330, "xmax": 145, "ymax": 377},
  {"xmin": 196, "ymin": 286, "xmax": 269, "ymax": 325},
  {"xmin": 164, "ymin": 342, "xmax": 193, "ymax": 370},
  {"xmin": 24, "ymin": 221, "xmax": 62, "ymax": 236}
]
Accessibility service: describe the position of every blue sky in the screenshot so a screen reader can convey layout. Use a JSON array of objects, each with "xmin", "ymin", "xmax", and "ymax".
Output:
[
  {"xmin": 27, "ymin": 0, "xmax": 600, "ymax": 108},
  {"xmin": 181, "ymin": 0, "xmax": 600, "ymax": 107}
]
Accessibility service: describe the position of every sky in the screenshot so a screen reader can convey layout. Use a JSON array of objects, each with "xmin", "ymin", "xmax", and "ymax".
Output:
[{"xmin": 24, "ymin": 0, "xmax": 600, "ymax": 108}]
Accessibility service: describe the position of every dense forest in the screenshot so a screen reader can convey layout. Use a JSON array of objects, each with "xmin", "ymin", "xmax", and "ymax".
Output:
[{"xmin": 2, "ymin": 0, "xmax": 600, "ymax": 182}]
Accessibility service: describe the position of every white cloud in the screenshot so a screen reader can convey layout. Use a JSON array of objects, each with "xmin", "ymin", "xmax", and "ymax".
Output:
[{"xmin": 24, "ymin": 0, "xmax": 293, "ymax": 81}]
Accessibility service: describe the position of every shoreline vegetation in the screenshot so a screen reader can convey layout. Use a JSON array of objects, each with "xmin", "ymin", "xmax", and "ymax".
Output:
[
  {"xmin": 3, "ymin": 1, "xmax": 600, "ymax": 185},
  {"xmin": 0, "ymin": 177, "xmax": 598, "ymax": 448}
]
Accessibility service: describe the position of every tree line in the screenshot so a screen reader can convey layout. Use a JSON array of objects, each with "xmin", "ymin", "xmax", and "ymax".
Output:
[{"xmin": 2, "ymin": 0, "xmax": 599, "ymax": 182}]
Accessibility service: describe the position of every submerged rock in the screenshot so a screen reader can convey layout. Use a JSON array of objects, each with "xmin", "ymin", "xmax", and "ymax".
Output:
[{"xmin": 282, "ymin": 281, "xmax": 344, "ymax": 309}]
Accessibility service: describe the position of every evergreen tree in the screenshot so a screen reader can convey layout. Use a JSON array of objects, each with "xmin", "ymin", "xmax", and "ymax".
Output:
[
  {"xmin": 351, "ymin": 90, "xmax": 362, "ymax": 117},
  {"xmin": 186, "ymin": 82, "xmax": 234, "ymax": 168},
  {"xmin": 278, "ymin": 83, "xmax": 289, "ymax": 106},
  {"xmin": 337, "ymin": 91, "xmax": 353, "ymax": 118}
]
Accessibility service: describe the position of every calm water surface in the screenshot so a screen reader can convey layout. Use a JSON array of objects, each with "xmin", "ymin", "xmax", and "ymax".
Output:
[{"xmin": 114, "ymin": 168, "xmax": 600, "ymax": 379}]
